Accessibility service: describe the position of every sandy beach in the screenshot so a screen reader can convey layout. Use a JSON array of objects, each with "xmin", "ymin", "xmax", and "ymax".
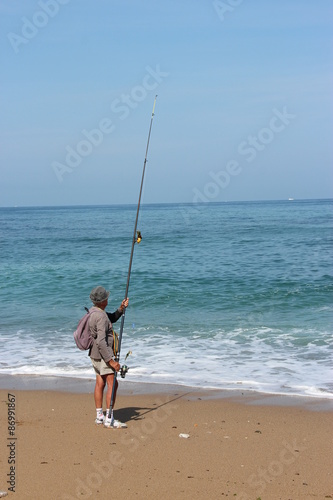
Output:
[{"xmin": 0, "ymin": 377, "xmax": 332, "ymax": 500}]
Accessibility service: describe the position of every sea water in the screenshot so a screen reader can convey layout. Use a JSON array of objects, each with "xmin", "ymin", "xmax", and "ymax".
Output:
[{"xmin": 0, "ymin": 199, "xmax": 332, "ymax": 398}]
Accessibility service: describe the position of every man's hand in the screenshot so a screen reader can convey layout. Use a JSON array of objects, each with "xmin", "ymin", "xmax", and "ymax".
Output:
[
  {"xmin": 109, "ymin": 360, "xmax": 121, "ymax": 372},
  {"xmin": 120, "ymin": 297, "xmax": 129, "ymax": 312}
]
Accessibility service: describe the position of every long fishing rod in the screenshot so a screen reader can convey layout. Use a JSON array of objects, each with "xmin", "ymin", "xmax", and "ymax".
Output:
[{"xmin": 108, "ymin": 95, "xmax": 157, "ymax": 420}]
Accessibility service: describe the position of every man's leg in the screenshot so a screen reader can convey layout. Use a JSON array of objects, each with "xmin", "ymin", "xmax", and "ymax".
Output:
[
  {"xmin": 94, "ymin": 374, "xmax": 106, "ymax": 408},
  {"xmin": 105, "ymin": 373, "xmax": 118, "ymax": 410},
  {"xmin": 104, "ymin": 374, "xmax": 126, "ymax": 428}
]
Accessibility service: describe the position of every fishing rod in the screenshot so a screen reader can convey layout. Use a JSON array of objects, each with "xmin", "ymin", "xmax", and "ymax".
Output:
[{"xmin": 108, "ymin": 95, "xmax": 157, "ymax": 420}]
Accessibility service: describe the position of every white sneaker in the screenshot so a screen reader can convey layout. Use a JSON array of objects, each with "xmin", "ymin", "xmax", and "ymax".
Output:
[
  {"xmin": 95, "ymin": 414, "xmax": 105, "ymax": 425},
  {"xmin": 112, "ymin": 419, "xmax": 127, "ymax": 429},
  {"xmin": 104, "ymin": 418, "xmax": 127, "ymax": 429}
]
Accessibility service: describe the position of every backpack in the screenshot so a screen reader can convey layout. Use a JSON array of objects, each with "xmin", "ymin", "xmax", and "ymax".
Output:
[{"xmin": 73, "ymin": 307, "xmax": 94, "ymax": 350}]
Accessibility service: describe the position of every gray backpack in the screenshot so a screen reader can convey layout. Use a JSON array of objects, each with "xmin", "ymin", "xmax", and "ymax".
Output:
[{"xmin": 73, "ymin": 308, "xmax": 93, "ymax": 350}]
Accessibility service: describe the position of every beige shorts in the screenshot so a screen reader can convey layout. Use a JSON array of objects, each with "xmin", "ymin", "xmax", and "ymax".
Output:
[{"xmin": 91, "ymin": 358, "xmax": 115, "ymax": 376}]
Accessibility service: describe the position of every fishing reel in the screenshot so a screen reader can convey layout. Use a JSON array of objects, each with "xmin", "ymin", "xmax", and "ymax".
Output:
[
  {"xmin": 120, "ymin": 364, "xmax": 129, "ymax": 378},
  {"xmin": 136, "ymin": 231, "xmax": 142, "ymax": 244},
  {"xmin": 119, "ymin": 350, "xmax": 132, "ymax": 378}
]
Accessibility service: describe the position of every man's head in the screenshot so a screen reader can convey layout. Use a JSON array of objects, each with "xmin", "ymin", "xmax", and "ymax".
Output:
[{"xmin": 90, "ymin": 286, "xmax": 110, "ymax": 306}]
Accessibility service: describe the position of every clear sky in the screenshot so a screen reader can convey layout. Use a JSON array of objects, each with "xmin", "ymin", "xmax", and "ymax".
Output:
[{"xmin": 1, "ymin": 0, "xmax": 332, "ymax": 206}]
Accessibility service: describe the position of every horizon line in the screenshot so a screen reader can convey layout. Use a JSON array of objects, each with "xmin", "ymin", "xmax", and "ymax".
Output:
[{"xmin": 1, "ymin": 197, "xmax": 332, "ymax": 209}]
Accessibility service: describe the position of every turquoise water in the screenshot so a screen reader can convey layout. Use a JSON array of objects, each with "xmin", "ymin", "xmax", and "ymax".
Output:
[{"xmin": 0, "ymin": 199, "xmax": 332, "ymax": 397}]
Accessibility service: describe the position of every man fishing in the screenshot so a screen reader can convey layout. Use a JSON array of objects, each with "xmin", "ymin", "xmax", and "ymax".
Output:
[
  {"xmin": 89, "ymin": 96, "xmax": 157, "ymax": 429},
  {"xmin": 88, "ymin": 285, "xmax": 129, "ymax": 428}
]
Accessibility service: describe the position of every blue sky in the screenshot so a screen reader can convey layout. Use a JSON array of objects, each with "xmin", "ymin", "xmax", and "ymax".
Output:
[{"xmin": 1, "ymin": 0, "xmax": 332, "ymax": 206}]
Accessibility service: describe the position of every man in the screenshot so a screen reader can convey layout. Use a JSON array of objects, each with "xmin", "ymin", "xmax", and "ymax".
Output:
[{"xmin": 88, "ymin": 285, "xmax": 129, "ymax": 428}]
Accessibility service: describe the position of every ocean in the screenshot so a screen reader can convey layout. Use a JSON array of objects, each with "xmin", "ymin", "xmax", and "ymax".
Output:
[{"xmin": 0, "ymin": 199, "xmax": 332, "ymax": 399}]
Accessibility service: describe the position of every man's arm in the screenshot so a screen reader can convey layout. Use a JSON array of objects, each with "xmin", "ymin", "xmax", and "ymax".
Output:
[
  {"xmin": 106, "ymin": 298, "xmax": 129, "ymax": 323},
  {"xmin": 106, "ymin": 309, "xmax": 122, "ymax": 324},
  {"xmin": 94, "ymin": 315, "xmax": 114, "ymax": 363}
]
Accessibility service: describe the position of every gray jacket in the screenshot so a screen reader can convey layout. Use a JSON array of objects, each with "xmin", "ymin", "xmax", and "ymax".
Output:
[{"xmin": 88, "ymin": 306, "xmax": 121, "ymax": 363}]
